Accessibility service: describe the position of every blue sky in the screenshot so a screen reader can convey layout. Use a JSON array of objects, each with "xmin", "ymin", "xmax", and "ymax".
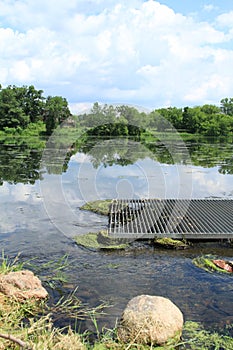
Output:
[
  {"xmin": 0, "ymin": 0, "xmax": 233, "ymax": 113},
  {"xmin": 158, "ymin": 0, "xmax": 232, "ymax": 16}
]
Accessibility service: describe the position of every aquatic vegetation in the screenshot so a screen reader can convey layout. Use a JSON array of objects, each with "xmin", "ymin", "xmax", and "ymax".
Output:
[
  {"xmin": 80, "ymin": 200, "xmax": 112, "ymax": 216},
  {"xmin": 27, "ymin": 254, "xmax": 71, "ymax": 289},
  {"xmin": 154, "ymin": 237, "xmax": 189, "ymax": 249},
  {"xmin": 74, "ymin": 231, "xmax": 129, "ymax": 250},
  {"xmin": 192, "ymin": 255, "xmax": 233, "ymax": 274},
  {"xmin": 181, "ymin": 321, "xmax": 233, "ymax": 350},
  {"xmin": 0, "ymin": 254, "xmax": 233, "ymax": 349}
]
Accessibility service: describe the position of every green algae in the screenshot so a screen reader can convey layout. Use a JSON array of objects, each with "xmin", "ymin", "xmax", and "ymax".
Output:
[
  {"xmin": 80, "ymin": 200, "xmax": 112, "ymax": 216},
  {"xmin": 154, "ymin": 237, "xmax": 189, "ymax": 249},
  {"xmin": 74, "ymin": 230, "xmax": 128, "ymax": 250},
  {"xmin": 193, "ymin": 255, "xmax": 233, "ymax": 274}
]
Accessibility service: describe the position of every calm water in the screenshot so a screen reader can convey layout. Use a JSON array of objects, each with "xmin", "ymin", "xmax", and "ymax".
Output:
[{"xmin": 0, "ymin": 134, "xmax": 233, "ymax": 332}]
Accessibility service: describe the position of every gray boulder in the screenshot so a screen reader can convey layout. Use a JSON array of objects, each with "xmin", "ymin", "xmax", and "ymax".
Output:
[{"xmin": 118, "ymin": 295, "xmax": 183, "ymax": 345}]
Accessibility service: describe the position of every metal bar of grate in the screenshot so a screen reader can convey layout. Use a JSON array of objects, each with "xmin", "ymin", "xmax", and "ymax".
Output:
[{"xmin": 108, "ymin": 199, "xmax": 233, "ymax": 239}]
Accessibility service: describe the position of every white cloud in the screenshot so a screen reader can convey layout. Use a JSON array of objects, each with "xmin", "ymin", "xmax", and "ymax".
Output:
[
  {"xmin": 216, "ymin": 11, "xmax": 233, "ymax": 28},
  {"xmin": 0, "ymin": 0, "xmax": 233, "ymax": 108},
  {"xmin": 203, "ymin": 4, "xmax": 218, "ymax": 12},
  {"xmin": 69, "ymin": 102, "xmax": 93, "ymax": 114},
  {"xmin": 191, "ymin": 167, "xmax": 232, "ymax": 197}
]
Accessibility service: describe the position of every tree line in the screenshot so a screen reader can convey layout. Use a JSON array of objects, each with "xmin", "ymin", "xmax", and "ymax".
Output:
[
  {"xmin": 1, "ymin": 84, "xmax": 233, "ymax": 136},
  {"xmin": 79, "ymin": 99, "xmax": 233, "ymax": 137},
  {"xmin": 0, "ymin": 84, "xmax": 71, "ymax": 134},
  {"xmin": 153, "ymin": 99, "xmax": 233, "ymax": 136}
]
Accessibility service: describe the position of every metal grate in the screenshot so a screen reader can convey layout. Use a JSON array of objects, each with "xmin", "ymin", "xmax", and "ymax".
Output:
[{"xmin": 108, "ymin": 199, "xmax": 233, "ymax": 239}]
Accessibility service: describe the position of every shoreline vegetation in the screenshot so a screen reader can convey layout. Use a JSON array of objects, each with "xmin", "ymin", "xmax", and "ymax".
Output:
[
  {"xmin": 1, "ymin": 85, "xmax": 233, "ymax": 347},
  {"xmin": 0, "ymin": 85, "xmax": 233, "ymax": 139},
  {"xmin": 0, "ymin": 253, "xmax": 232, "ymax": 349}
]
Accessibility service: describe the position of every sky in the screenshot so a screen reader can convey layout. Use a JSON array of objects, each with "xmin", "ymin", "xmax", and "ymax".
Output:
[{"xmin": 0, "ymin": 0, "xmax": 233, "ymax": 113}]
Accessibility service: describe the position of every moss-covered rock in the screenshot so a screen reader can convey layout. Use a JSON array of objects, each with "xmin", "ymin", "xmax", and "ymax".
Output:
[
  {"xmin": 154, "ymin": 237, "xmax": 189, "ymax": 249},
  {"xmin": 80, "ymin": 200, "xmax": 112, "ymax": 216},
  {"xmin": 74, "ymin": 231, "xmax": 128, "ymax": 250},
  {"xmin": 193, "ymin": 255, "xmax": 233, "ymax": 274}
]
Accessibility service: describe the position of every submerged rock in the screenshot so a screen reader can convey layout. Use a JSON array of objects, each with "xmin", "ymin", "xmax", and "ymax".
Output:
[
  {"xmin": 74, "ymin": 230, "xmax": 129, "ymax": 250},
  {"xmin": 0, "ymin": 270, "xmax": 48, "ymax": 300},
  {"xmin": 80, "ymin": 200, "xmax": 111, "ymax": 216},
  {"xmin": 154, "ymin": 237, "xmax": 189, "ymax": 249},
  {"xmin": 118, "ymin": 295, "xmax": 183, "ymax": 345},
  {"xmin": 212, "ymin": 259, "xmax": 233, "ymax": 273},
  {"xmin": 193, "ymin": 255, "xmax": 233, "ymax": 274}
]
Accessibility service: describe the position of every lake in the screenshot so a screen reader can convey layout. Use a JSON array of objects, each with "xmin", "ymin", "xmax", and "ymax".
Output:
[{"xmin": 0, "ymin": 133, "xmax": 233, "ymax": 333}]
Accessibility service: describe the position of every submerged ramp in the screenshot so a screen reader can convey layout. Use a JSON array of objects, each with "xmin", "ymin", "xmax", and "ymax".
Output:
[{"xmin": 108, "ymin": 199, "xmax": 233, "ymax": 239}]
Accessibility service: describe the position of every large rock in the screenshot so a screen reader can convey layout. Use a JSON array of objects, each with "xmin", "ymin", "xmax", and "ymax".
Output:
[
  {"xmin": 118, "ymin": 295, "xmax": 183, "ymax": 345},
  {"xmin": 0, "ymin": 270, "xmax": 48, "ymax": 300}
]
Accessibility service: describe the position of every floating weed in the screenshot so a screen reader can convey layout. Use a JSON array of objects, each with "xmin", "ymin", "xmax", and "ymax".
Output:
[
  {"xmin": 181, "ymin": 321, "xmax": 233, "ymax": 349},
  {"xmin": 28, "ymin": 254, "xmax": 70, "ymax": 273},
  {"xmin": 88, "ymin": 320, "xmax": 233, "ymax": 350},
  {"xmin": 27, "ymin": 254, "xmax": 71, "ymax": 289}
]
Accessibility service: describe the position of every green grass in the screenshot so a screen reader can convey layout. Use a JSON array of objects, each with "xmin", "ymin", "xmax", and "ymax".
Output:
[
  {"xmin": 1, "ymin": 253, "xmax": 233, "ymax": 349},
  {"xmin": 0, "ymin": 251, "xmax": 25, "ymax": 274},
  {"xmin": 181, "ymin": 321, "xmax": 233, "ymax": 350}
]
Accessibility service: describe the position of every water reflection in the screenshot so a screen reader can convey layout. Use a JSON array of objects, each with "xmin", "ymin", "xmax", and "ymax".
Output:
[
  {"xmin": 0, "ymin": 135, "xmax": 233, "ymax": 184},
  {"xmin": 0, "ymin": 141, "xmax": 43, "ymax": 184},
  {"xmin": 0, "ymin": 134, "xmax": 233, "ymax": 331}
]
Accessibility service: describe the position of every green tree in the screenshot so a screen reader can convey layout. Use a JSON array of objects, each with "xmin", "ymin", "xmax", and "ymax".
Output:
[
  {"xmin": 44, "ymin": 96, "xmax": 71, "ymax": 135},
  {"xmin": 152, "ymin": 108, "xmax": 182, "ymax": 131},
  {"xmin": 0, "ymin": 86, "xmax": 29, "ymax": 129},
  {"xmin": 220, "ymin": 97, "xmax": 233, "ymax": 116},
  {"xmin": 149, "ymin": 109, "xmax": 171, "ymax": 131},
  {"xmin": 199, "ymin": 104, "xmax": 232, "ymax": 136},
  {"xmin": 200, "ymin": 104, "xmax": 220, "ymax": 115},
  {"xmin": 117, "ymin": 105, "xmax": 144, "ymax": 137},
  {"xmin": 14, "ymin": 85, "xmax": 45, "ymax": 123},
  {"xmin": 182, "ymin": 107, "xmax": 205, "ymax": 133},
  {"xmin": 81, "ymin": 103, "xmax": 130, "ymax": 137}
]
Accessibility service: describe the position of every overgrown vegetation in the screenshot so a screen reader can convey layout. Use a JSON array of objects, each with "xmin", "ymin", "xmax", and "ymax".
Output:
[
  {"xmin": 0, "ymin": 254, "xmax": 233, "ymax": 349},
  {"xmin": 1, "ymin": 302, "xmax": 233, "ymax": 350}
]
